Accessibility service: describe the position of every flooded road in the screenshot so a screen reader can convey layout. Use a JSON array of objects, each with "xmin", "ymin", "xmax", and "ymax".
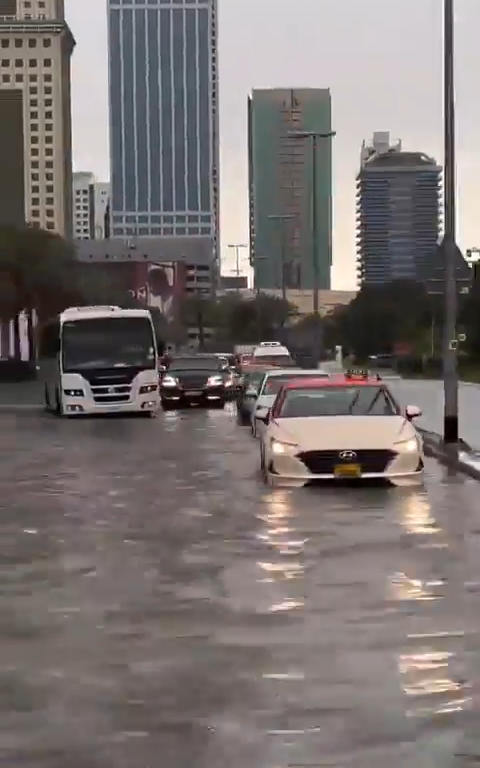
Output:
[{"xmin": 0, "ymin": 405, "xmax": 477, "ymax": 766}]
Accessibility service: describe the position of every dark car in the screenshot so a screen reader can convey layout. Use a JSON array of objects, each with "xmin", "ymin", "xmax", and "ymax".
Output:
[
  {"xmin": 236, "ymin": 366, "xmax": 271, "ymax": 425},
  {"xmin": 160, "ymin": 355, "xmax": 227, "ymax": 409}
]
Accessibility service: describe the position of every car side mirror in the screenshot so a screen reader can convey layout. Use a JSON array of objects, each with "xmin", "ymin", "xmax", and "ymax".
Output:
[
  {"xmin": 256, "ymin": 406, "xmax": 270, "ymax": 423},
  {"xmin": 405, "ymin": 404, "xmax": 421, "ymax": 420}
]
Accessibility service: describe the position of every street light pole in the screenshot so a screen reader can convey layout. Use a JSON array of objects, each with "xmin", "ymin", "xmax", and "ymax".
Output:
[
  {"xmin": 268, "ymin": 213, "xmax": 295, "ymax": 306},
  {"xmin": 289, "ymin": 130, "xmax": 336, "ymax": 365},
  {"xmin": 442, "ymin": 0, "xmax": 458, "ymax": 443},
  {"xmin": 227, "ymin": 243, "xmax": 248, "ymax": 278}
]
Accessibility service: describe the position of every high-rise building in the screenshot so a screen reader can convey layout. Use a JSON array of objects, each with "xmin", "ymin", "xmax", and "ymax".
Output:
[
  {"xmin": 356, "ymin": 132, "xmax": 442, "ymax": 286},
  {"xmin": 0, "ymin": 0, "xmax": 75, "ymax": 236},
  {"xmin": 248, "ymin": 88, "xmax": 332, "ymax": 292},
  {"xmin": 107, "ymin": 0, "xmax": 219, "ymax": 262},
  {"xmin": 73, "ymin": 171, "xmax": 110, "ymax": 240}
]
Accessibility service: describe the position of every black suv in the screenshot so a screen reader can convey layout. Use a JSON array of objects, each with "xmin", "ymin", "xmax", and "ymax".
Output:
[{"xmin": 160, "ymin": 355, "xmax": 227, "ymax": 409}]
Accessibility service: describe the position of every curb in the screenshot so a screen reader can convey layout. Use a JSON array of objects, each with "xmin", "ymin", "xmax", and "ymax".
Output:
[{"xmin": 419, "ymin": 427, "xmax": 480, "ymax": 481}]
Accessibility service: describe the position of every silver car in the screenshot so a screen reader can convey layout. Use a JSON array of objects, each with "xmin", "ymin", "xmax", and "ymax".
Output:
[{"xmin": 251, "ymin": 368, "xmax": 329, "ymax": 438}]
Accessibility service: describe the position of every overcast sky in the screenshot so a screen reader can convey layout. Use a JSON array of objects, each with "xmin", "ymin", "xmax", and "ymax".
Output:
[{"xmin": 66, "ymin": 0, "xmax": 480, "ymax": 289}]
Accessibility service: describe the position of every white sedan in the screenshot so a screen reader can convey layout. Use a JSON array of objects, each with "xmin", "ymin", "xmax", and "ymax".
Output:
[
  {"xmin": 258, "ymin": 374, "xmax": 424, "ymax": 486},
  {"xmin": 251, "ymin": 368, "xmax": 329, "ymax": 438}
]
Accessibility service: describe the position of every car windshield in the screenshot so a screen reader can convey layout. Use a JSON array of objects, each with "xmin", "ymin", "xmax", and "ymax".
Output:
[
  {"xmin": 263, "ymin": 373, "xmax": 319, "ymax": 395},
  {"xmin": 279, "ymin": 386, "xmax": 398, "ymax": 417},
  {"xmin": 253, "ymin": 355, "xmax": 293, "ymax": 366},
  {"xmin": 61, "ymin": 317, "xmax": 156, "ymax": 371},
  {"xmin": 168, "ymin": 357, "xmax": 221, "ymax": 372}
]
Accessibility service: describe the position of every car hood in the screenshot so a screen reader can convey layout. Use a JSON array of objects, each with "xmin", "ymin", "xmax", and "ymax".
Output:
[{"xmin": 272, "ymin": 415, "xmax": 416, "ymax": 450}]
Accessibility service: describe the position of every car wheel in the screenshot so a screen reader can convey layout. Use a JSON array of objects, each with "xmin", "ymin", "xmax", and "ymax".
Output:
[
  {"xmin": 210, "ymin": 399, "xmax": 225, "ymax": 409},
  {"xmin": 44, "ymin": 384, "xmax": 51, "ymax": 412},
  {"xmin": 161, "ymin": 399, "xmax": 174, "ymax": 411},
  {"xmin": 54, "ymin": 388, "xmax": 62, "ymax": 416}
]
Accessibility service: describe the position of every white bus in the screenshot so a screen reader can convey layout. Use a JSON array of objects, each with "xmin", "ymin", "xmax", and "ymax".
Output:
[{"xmin": 38, "ymin": 306, "xmax": 160, "ymax": 416}]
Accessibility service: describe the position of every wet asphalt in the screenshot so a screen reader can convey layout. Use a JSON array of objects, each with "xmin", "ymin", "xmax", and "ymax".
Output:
[{"xmin": 0, "ymin": 401, "xmax": 479, "ymax": 766}]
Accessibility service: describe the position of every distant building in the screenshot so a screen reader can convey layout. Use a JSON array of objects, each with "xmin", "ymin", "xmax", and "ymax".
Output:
[
  {"xmin": 261, "ymin": 289, "xmax": 355, "ymax": 317},
  {"xmin": 0, "ymin": 0, "xmax": 75, "ymax": 236},
  {"xmin": 356, "ymin": 132, "xmax": 443, "ymax": 286},
  {"xmin": 248, "ymin": 88, "xmax": 332, "ymax": 293},
  {"xmin": 219, "ymin": 275, "xmax": 248, "ymax": 291},
  {"xmin": 74, "ymin": 236, "xmax": 214, "ymax": 296},
  {"xmin": 73, "ymin": 172, "xmax": 109, "ymax": 239},
  {"xmin": 107, "ymin": 0, "xmax": 219, "ymax": 284}
]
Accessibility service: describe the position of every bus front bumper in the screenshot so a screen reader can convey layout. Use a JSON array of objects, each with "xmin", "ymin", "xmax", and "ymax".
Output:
[{"xmin": 62, "ymin": 397, "xmax": 160, "ymax": 415}]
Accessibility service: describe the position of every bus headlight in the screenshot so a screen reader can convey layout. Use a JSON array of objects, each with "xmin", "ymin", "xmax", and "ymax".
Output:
[
  {"xmin": 139, "ymin": 384, "xmax": 158, "ymax": 394},
  {"xmin": 64, "ymin": 389, "xmax": 84, "ymax": 397}
]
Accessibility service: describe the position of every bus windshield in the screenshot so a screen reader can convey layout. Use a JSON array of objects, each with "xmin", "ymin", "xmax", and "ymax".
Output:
[{"xmin": 61, "ymin": 317, "xmax": 156, "ymax": 371}]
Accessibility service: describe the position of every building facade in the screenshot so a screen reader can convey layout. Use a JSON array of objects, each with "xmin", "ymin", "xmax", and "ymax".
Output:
[
  {"xmin": 0, "ymin": 0, "xmax": 75, "ymax": 236},
  {"xmin": 74, "ymin": 235, "xmax": 214, "ymax": 296},
  {"xmin": 73, "ymin": 171, "xmax": 110, "ymax": 240},
  {"xmin": 356, "ymin": 132, "xmax": 443, "ymax": 286},
  {"xmin": 107, "ymin": 0, "xmax": 219, "ymax": 266},
  {"xmin": 248, "ymin": 88, "xmax": 332, "ymax": 292}
]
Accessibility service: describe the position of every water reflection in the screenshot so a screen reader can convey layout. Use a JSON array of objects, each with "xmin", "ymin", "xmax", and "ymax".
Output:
[
  {"xmin": 393, "ymin": 492, "xmax": 471, "ymax": 720},
  {"xmin": 400, "ymin": 493, "xmax": 442, "ymax": 536}
]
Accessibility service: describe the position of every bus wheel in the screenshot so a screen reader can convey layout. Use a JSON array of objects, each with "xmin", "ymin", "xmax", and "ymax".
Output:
[{"xmin": 54, "ymin": 389, "xmax": 62, "ymax": 416}]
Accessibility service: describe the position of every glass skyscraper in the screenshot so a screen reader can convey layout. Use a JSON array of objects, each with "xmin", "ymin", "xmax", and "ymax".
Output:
[{"xmin": 107, "ymin": 0, "xmax": 219, "ymax": 244}]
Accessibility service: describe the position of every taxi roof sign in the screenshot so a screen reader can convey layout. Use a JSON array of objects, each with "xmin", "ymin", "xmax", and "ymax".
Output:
[{"xmin": 344, "ymin": 369, "xmax": 381, "ymax": 381}]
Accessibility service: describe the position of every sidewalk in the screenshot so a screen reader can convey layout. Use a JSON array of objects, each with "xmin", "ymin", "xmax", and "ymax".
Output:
[
  {"xmin": 0, "ymin": 380, "xmax": 43, "ymax": 408},
  {"xmin": 390, "ymin": 378, "xmax": 480, "ymax": 449}
]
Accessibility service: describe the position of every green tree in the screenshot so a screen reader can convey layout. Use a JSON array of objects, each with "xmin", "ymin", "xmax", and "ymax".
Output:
[{"xmin": 324, "ymin": 281, "xmax": 436, "ymax": 358}]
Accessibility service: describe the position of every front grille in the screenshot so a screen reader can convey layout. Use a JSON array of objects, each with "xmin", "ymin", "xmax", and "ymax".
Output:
[
  {"xmin": 93, "ymin": 394, "xmax": 130, "ymax": 404},
  {"xmin": 298, "ymin": 449, "xmax": 396, "ymax": 474},
  {"xmin": 176, "ymin": 374, "xmax": 209, "ymax": 389}
]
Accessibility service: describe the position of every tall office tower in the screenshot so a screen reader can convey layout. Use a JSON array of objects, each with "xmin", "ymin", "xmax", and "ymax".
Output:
[
  {"xmin": 248, "ymin": 88, "xmax": 332, "ymax": 292},
  {"xmin": 356, "ymin": 132, "xmax": 443, "ymax": 286},
  {"xmin": 107, "ymin": 0, "xmax": 219, "ymax": 270},
  {"xmin": 73, "ymin": 171, "xmax": 110, "ymax": 240},
  {"xmin": 0, "ymin": 0, "xmax": 75, "ymax": 236}
]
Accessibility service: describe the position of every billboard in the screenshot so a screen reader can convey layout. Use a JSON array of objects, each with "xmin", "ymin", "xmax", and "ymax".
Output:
[{"xmin": 83, "ymin": 261, "xmax": 186, "ymax": 325}]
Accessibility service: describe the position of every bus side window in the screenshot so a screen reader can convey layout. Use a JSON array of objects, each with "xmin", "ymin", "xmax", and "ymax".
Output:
[{"xmin": 39, "ymin": 321, "xmax": 60, "ymax": 358}]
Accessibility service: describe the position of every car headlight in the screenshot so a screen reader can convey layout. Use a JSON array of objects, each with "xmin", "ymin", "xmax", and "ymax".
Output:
[
  {"xmin": 271, "ymin": 438, "xmax": 298, "ymax": 455},
  {"xmin": 63, "ymin": 389, "xmax": 83, "ymax": 397},
  {"xmin": 162, "ymin": 375, "xmax": 178, "ymax": 386},
  {"xmin": 394, "ymin": 437, "xmax": 419, "ymax": 453},
  {"xmin": 139, "ymin": 384, "xmax": 158, "ymax": 394},
  {"xmin": 207, "ymin": 375, "xmax": 223, "ymax": 386}
]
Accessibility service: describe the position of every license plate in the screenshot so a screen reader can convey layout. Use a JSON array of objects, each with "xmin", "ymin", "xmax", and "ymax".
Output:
[
  {"xmin": 334, "ymin": 463, "xmax": 361, "ymax": 478},
  {"xmin": 185, "ymin": 390, "xmax": 202, "ymax": 396}
]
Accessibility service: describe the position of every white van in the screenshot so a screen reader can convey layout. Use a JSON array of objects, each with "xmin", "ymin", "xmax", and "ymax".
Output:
[{"xmin": 251, "ymin": 342, "xmax": 293, "ymax": 367}]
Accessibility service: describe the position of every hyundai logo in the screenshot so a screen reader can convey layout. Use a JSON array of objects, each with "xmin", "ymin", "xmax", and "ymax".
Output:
[{"xmin": 339, "ymin": 450, "xmax": 357, "ymax": 460}]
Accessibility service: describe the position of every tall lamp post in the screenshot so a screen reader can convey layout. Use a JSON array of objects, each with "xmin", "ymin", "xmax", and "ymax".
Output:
[
  {"xmin": 442, "ymin": 0, "xmax": 459, "ymax": 443},
  {"xmin": 227, "ymin": 243, "xmax": 249, "ymax": 278},
  {"xmin": 289, "ymin": 129, "xmax": 336, "ymax": 364},
  {"xmin": 268, "ymin": 213, "xmax": 295, "ymax": 305}
]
